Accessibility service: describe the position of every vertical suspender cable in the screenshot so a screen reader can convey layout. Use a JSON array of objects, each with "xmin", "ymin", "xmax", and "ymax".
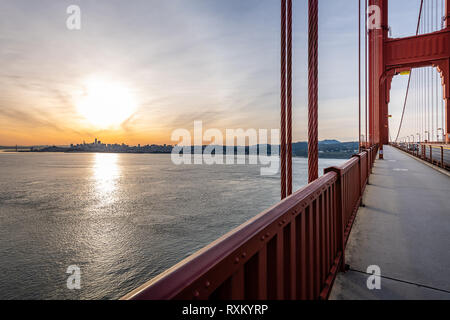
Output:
[
  {"xmin": 437, "ymin": 0, "xmax": 440, "ymax": 141},
  {"xmin": 286, "ymin": 0, "xmax": 293, "ymax": 196},
  {"xmin": 394, "ymin": 0, "xmax": 424, "ymax": 143},
  {"xmin": 432, "ymin": 0, "xmax": 434, "ymax": 140},
  {"xmin": 432, "ymin": 0, "xmax": 435, "ymax": 141},
  {"xmin": 432, "ymin": 0, "xmax": 435, "ymax": 140},
  {"xmin": 308, "ymin": 0, "xmax": 319, "ymax": 183},
  {"xmin": 434, "ymin": 60, "xmax": 439, "ymax": 141},
  {"xmin": 395, "ymin": 76, "xmax": 412, "ymax": 142},
  {"xmin": 426, "ymin": 1, "xmax": 428, "ymax": 141},
  {"xmin": 369, "ymin": 2, "xmax": 373, "ymax": 145},
  {"xmin": 442, "ymin": 0, "xmax": 445, "ymax": 141},
  {"xmin": 372, "ymin": 7, "xmax": 375, "ymax": 146},
  {"xmin": 365, "ymin": 0, "xmax": 368, "ymax": 147},
  {"xmin": 426, "ymin": 0, "xmax": 428, "ymax": 141},
  {"xmin": 418, "ymin": 72, "xmax": 420, "ymax": 140},
  {"xmin": 424, "ymin": 8, "xmax": 426, "ymax": 141},
  {"xmin": 436, "ymin": 0, "xmax": 439, "ymax": 141},
  {"xmin": 280, "ymin": 0, "xmax": 287, "ymax": 199},
  {"xmin": 429, "ymin": 0, "xmax": 432, "ymax": 140},
  {"xmin": 435, "ymin": 0, "xmax": 437, "ymax": 141},
  {"xmin": 358, "ymin": 0, "xmax": 361, "ymax": 150},
  {"xmin": 421, "ymin": 13, "xmax": 423, "ymax": 141},
  {"xmin": 422, "ymin": 7, "xmax": 425, "ymax": 142},
  {"xmin": 416, "ymin": 71, "xmax": 418, "ymax": 140},
  {"xmin": 430, "ymin": 1, "xmax": 433, "ymax": 139},
  {"xmin": 423, "ymin": 62, "xmax": 425, "ymax": 140}
]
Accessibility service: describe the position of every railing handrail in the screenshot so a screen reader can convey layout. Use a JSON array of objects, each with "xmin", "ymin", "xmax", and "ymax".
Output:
[{"xmin": 336, "ymin": 156, "xmax": 359, "ymax": 174}]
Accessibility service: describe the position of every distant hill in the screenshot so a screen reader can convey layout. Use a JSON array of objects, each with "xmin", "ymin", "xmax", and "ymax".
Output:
[
  {"xmin": 182, "ymin": 140, "xmax": 359, "ymax": 159},
  {"xmin": 319, "ymin": 139, "xmax": 341, "ymax": 145},
  {"xmin": 289, "ymin": 140, "xmax": 358, "ymax": 159}
]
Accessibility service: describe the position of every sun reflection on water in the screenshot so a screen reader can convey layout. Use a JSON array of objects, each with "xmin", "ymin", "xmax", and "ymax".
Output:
[{"xmin": 92, "ymin": 153, "xmax": 120, "ymax": 205}]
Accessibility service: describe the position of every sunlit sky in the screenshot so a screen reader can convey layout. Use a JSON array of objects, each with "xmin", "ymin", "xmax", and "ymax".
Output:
[{"xmin": 0, "ymin": 0, "xmax": 422, "ymax": 146}]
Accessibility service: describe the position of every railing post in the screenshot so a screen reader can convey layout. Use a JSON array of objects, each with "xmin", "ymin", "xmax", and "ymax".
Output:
[
  {"xmin": 352, "ymin": 153, "xmax": 363, "ymax": 199},
  {"xmin": 441, "ymin": 146, "xmax": 444, "ymax": 168},
  {"xmin": 324, "ymin": 167, "xmax": 345, "ymax": 272},
  {"xmin": 430, "ymin": 145, "xmax": 433, "ymax": 164}
]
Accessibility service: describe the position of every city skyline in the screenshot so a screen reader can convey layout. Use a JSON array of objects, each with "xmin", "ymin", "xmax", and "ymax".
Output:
[{"xmin": 0, "ymin": 0, "xmax": 421, "ymax": 146}]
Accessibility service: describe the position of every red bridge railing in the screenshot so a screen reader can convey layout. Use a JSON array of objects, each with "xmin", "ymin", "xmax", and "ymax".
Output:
[
  {"xmin": 122, "ymin": 145, "xmax": 379, "ymax": 300},
  {"xmin": 391, "ymin": 142, "xmax": 450, "ymax": 170}
]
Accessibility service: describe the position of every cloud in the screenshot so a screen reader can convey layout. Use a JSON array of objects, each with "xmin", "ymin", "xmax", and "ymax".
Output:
[{"xmin": 0, "ymin": 0, "xmax": 421, "ymax": 145}]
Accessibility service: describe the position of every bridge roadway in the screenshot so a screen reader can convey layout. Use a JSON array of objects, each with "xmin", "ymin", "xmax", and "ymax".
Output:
[{"xmin": 330, "ymin": 145, "xmax": 450, "ymax": 299}]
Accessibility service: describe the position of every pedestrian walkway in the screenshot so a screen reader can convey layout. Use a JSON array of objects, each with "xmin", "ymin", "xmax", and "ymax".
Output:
[{"xmin": 330, "ymin": 145, "xmax": 450, "ymax": 299}]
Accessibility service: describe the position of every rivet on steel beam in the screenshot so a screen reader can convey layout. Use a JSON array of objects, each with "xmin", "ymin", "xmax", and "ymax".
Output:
[
  {"xmin": 261, "ymin": 236, "xmax": 265, "ymax": 241},
  {"xmin": 242, "ymin": 252, "xmax": 247, "ymax": 258},
  {"xmin": 193, "ymin": 290, "xmax": 200, "ymax": 297},
  {"xmin": 265, "ymin": 232, "xmax": 270, "ymax": 237},
  {"xmin": 234, "ymin": 257, "xmax": 240, "ymax": 264},
  {"xmin": 205, "ymin": 281, "xmax": 210, "ymax": 288}
]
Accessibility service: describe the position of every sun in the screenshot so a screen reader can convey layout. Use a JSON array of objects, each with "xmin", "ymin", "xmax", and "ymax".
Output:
[{"xmin": 76, "ymin": 77, "xmax": 137, "ymax": 128}]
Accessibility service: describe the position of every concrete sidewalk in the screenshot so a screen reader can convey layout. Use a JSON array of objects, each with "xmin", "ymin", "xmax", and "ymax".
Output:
[{"xmin": 330, "ymin": 145, "xmax": 450, "ymax": 300}]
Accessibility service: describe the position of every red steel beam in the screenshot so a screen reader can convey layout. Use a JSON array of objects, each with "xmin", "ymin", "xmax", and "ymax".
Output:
[{"xmin": 384, "ymin": 30, "xmax": 450, "ymax": 68}]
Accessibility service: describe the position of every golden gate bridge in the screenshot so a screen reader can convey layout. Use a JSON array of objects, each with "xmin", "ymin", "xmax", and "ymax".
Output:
[{"xmin": 121, "ymin": 0, "xmax": 450, "ymax": 300}]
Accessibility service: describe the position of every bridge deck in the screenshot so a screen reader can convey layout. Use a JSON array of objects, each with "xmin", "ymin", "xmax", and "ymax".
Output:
[{"xmin": 330, "ymin": 145, "xmax": 450, "ymax": 300}]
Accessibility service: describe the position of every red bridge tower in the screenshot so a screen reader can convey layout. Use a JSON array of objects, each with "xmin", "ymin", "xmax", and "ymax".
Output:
[{"xmin": 368, "ymin": 0, "xmax": 450, "ymax": 147}]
